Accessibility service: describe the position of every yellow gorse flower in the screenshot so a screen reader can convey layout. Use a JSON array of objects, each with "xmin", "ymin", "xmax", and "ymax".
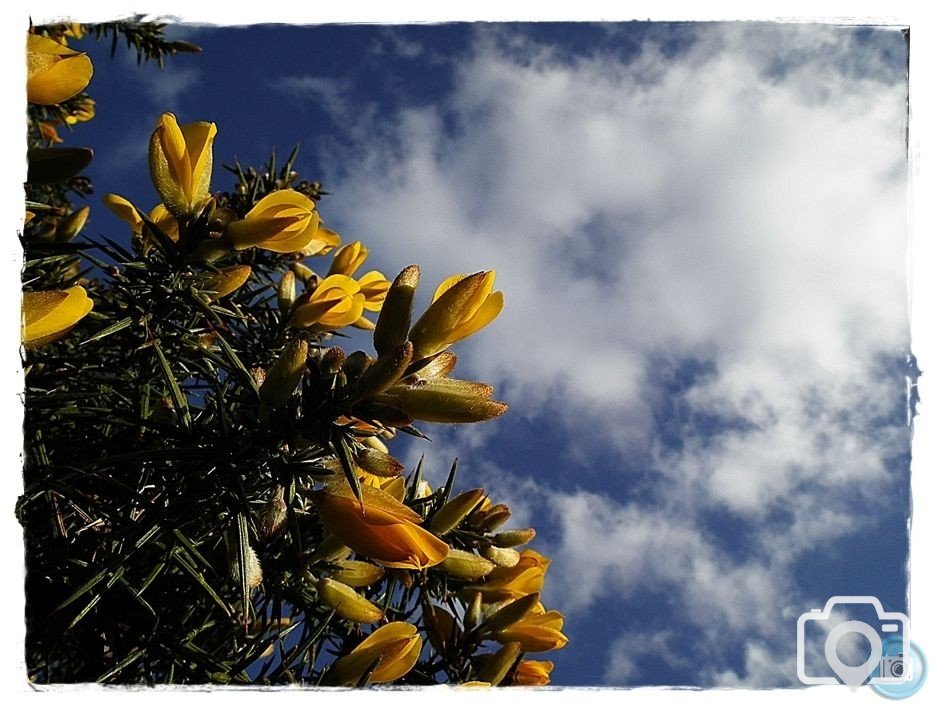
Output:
[
  {"xmin": 409, "ymin": 270, "xmax": 504, "ymax": 359},
  {"xmin": 314, "ymin": 482, "xmax": 449, "ymax": 570},
  {"xmin": 358, "ymin": 271, "xmax": 390, "ymax": 312},
  {"xmin": 325, "ymin": 622, "xmax": 422, "ymax": 685},
  {"xmin": 321, "ymin": 242, "xmax": 389, "ymax": 328},
  {"xmin": 148, "ymin": 112, "xmax": 217, "ymax": 216},
  {"xmin": 513, "ymin": 660, "xmax": 554, "ymax": 686},
  {"xmin": 26, "ymin": 33, "xmax": 93, "ymax": 105},
  {"xmin": 466, "ymin": 548, "xmax": 551, "ymax": 601},
  {"xmin": 492, "ymin": 602, "xmax": 568, "ymax": 653},
  {"xmin": 350, "ymin": 270, "xmax": 391, "ymax": 330},
  {"xmin": 290, "ymin": 274, "xmax": 364, "ymax": 331},
  {"xmin": 226, "ymin": 190, "xmax": 322, "ymax": 253},
  {"xmin": 22, "ymin": 286, "xmax": 93, "ymax": 348},
  {"xmin": 328, "ymin": 241, "xmax": 368, "ymax": 277},
  {"xmin": 103, "ymin": 194, "xmax": 179, "ymax": 243}
]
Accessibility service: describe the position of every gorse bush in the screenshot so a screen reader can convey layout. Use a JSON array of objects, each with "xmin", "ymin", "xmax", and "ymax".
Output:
[{"xmin": 20, "ymin": 21, "xmax": 567, "ymax": 686}]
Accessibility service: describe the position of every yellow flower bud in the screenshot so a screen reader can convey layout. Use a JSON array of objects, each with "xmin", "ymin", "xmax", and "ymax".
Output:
[
  {"xmin": 354, "ymin": 341, "xmax": 414, "ymax": 400},
  {"xmin": 362, "ymin": 435, "xmax": 390, "ymax": 454},
  {"xmin": 148, "ymin": 112, "xmax": 217, "ymax": 216},
  {"xmin": 430, "ymin": 488, "xmax": 487, "ymax": 536},
  {"xmin": 474, "ymin": 503, "xmax": 512, "ymax": 531},
  {"xmin": 475, "ymin": 642, "xmax": 521, "ymax": 686},
  {"xmin": 483, "ymin": 545, "xmax": 521, "ymax": 568},
  {"xmin": 327, "ymin": 241, "xmax": 368, "ymax": 277},
  {"xmin": 480, "ymin": 593, "xmax": 541, "ymax": 634},
  {"xmin": 316, "ymin": 578, "xmax": 384, "ymax": 624},
  {"xmin": 259, "ymin": 339, "xmax": 308, "ymax": 408},
  {"xmin": 437, "ymin": 549, "xmax": 496, "ymax": 581},
  {"xmin": 374, "ymin": 264, "xmax": 420, "ymax": 356},
  {"xmin": 465, "ymin": 592, "xmax": 483, "ymax": 632},
  {"xmin": 206, "ymin": 265, "xmax": 251, "ymax": 299},
  {"xmin": 290, "ymin": 261, "xmax": 315, "ymax": 284},
  {"xmin": 277, "ymin": 270, "xmax": 297, "ymax": 313},
  {"xmin": 410, "ymin": 350, "xmax": 458, "ymax": 380},
  {"xmin": 424, "ymin": 602, "xmax": 459, "ymax": 655},
  {"xmin": 377, "ymin": 378, "xmax": 508, "ymax": 424},
  {"xmin": 26, "ymin": 33, "xmax": 93, "ymax": 105},
  {"xmin": 493, "ymin": 528, "xmax": 537, "ymax": 548},
  {"xmin": 54, "ymin": 205, "xmax": 90, "ymax": 242},
  {"xmin": 355, "ymin": 447, "xmax": 404, "ymax": 478},
  {"xmin": 325, "ymin": 622, "xmax": 421, "ymax": 685},
  {"xmin": 22, "ymin": 286, "xmax": 93, "ymax": 348},
  {"xmin": 226, "ymin": 190, "xmax": 321, "ymax": 253},
  {"xmin": 328, "ymin": 560, "xmax": 385, "ymax": 588},
  {"xmin": 409, "ymin": 270, "xmax": 504, "ymax": 360}
]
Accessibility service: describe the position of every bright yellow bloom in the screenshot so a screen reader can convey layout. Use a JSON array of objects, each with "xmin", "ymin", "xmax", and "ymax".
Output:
[
  {"xmin": 409, "ymin": 271, "xmax": 504, "ymax": 359},
  {"xmin": 290, "ymin": 274, "xmax": 364, "ymax": 331},
  {"xmin": 358, "ymin": 270, "xmax": 390, "ymax": 312},
  {"xmin": 466, "ymin": 549, "xmax": 551, "ymax": 601},
  {"xmin": 226, "ymin": 190, "xmax": 321, "ymax": 253},
  {"xmin": 26, "ymin": 33, "xmax": 93, "ymax": 105},
  {"xmin": 513, "ymin": 660, "xmax": 554, "ymax": 686},
  {"xmin": 492, "ymin": 604, "xmax": 568, "ymax": 652},
  {"xmin": 314, "ymin": 483, "xmax": 449, "ymax": 570},
  {"xmin": 325, "ymin": 622, "xmax": 422, "ymax": 685},
  {"xmin": 348, "ymin": 270, "xmax": 390, "ymax": 330},
  {"xmin": 328, "ymin": 241, "xmax": 368, "ymax": 277},
  {"xmin": 103, "ymin": 194, "xmax": 179, "ymax": 243},
  {"xmin": 148, "ymin": 112, "xmax": 217, "ymax": 216},
  {"xmin": 22, "ymin": 286, "xmax": 93, "ymax": 348}
]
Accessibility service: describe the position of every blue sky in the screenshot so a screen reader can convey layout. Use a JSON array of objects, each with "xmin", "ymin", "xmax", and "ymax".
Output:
[{"xmin": 69, "ymin": 22, "xmax": 910, "ymax": 687}]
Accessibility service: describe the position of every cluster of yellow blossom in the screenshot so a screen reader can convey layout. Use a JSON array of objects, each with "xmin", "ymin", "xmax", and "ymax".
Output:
[
  {"xmin": 22, "ymin": 31, "xmax": 95, "ymax": 348},
  {"xmin": 23, "ymin": 30, "xmax": 565, "ymax": 684}
]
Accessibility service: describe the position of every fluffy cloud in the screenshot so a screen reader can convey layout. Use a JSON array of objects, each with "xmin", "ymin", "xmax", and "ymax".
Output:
[{"xmin": 309, "ymin": 23, "xmax": 909, "ymax": 686}]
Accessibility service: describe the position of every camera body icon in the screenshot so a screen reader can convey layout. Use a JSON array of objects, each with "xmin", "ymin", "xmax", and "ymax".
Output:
[{"xmin": 797, "ymin": 596, "xmax": 910, "ymax": 688}]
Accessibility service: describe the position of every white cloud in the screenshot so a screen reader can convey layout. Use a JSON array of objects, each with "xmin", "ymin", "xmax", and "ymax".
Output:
[{"xmin": 316, "ymin": 24, "xmax": 909, "ymax": 686}]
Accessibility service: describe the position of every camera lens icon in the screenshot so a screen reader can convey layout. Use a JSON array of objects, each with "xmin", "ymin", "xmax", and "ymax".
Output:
[
  {"xmin": 797, "ymin": 596, "xmax": 910, "ymax": 690},
  {"xmin": 871, "ymin": 637, "xmax": 928, "ymax": 700}
]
